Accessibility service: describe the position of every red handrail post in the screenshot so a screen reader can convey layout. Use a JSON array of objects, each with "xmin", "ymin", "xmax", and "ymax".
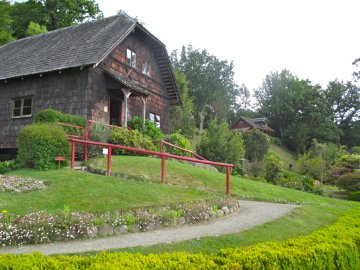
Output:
[
  {"xmin": 161, "ymin": 154, "xmax": 166, "ymax": 183},
  {"xmin": 226, "ymin": 166, "xmax": 231, "ymax": 195},
  {"xmin": 84, "ymin": 132, "xmax": 88, "ymax": 162},
  {"xmin": 160, "ymin": 140, "xmax": 163, "ymax": 153},
  {"xmin": 107, "ymin": 146, "xmax": 112, "ymax": 176},
  {"xmin": 71, "ymin": 140, "xmax": 76, "ymax": 169}
]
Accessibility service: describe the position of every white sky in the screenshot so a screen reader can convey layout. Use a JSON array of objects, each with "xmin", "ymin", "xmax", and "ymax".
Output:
[{"xmin": 97, "ymin": 0, "xmax": 359, "ymax": 91}]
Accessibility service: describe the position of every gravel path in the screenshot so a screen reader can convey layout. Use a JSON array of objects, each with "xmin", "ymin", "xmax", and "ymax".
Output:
[{"xmin": 0, "ymin": 200, "xmax": 299, "ymax": 255}]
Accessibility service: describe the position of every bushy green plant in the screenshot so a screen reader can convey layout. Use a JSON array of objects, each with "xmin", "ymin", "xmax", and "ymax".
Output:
[
  {"xmin": 34, "ymin": 108, "xmax": 86, "ymax": 145},
  {"xmin": 34, "ymin": 108, "xmax": 86, "ymax": 127},
  {"xmin": 326, "ymin": 154, "xmax": 360, "ymax": 191},
  {"xmin": 196, "ymin": 119, "xmax": 245, "ymax": 171},
  {"xmin": 0, "ymin": 160, "xmax": 16, "ymax": 174},
  {"xmin": 127, "ymin": 116, "xmax": 164, "ymax": 141},
  {"xmin": 165, "ymin": 133, "xmax": 192, "ymax": 157},
  {"xmin": 243, "ymin": 129, "xmax": 269, "ymax": 161},
  {"xmin": 336, "ymin": 172, "xmax": 360, "ymax": 192},
  {"xmin": 87, "ymin": 122, "xmax": 111, "ymax": 157},
  {"xmin": 278, "ymin": 171, "xmax": 314, "ymax": 192},
  {"xmin": 349, "ymin": 191, "xmax": 360, "ymax": 201},
  {"xmin": 264, "ymin": 152, "xmax": 284, "ymax": 184},
  {"xmin": 17, "ymin": 123, "xmax": 70, "ymax": 170},
  {"xmin": 109, "ymin": 128, "xmax": 156, "ymax": 155}
]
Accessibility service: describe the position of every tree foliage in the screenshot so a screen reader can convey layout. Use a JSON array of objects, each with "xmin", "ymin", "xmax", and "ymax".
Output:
[
  {"xmin": 171, "ymin": 45, "xmax": 239, "ymax": 130},
  {"xmin": 255, "ymin": 69, "xmax": 341, "ymax": 153},
  {"xmin": 0, "ymin": 0, "xmax": 14, "ymax": 45},
  {"xmin": 25, "ymin": 21, "xmax": 47, "ymax": 37},
  {"xmin": 242, "ymin": 129, "xmax": 269, "ymax": 162},
  {"xmin": 196, "ymin": 119, "xmax": 244, "ymax": 171},
  {"xmin": 9, "ymin": 0, "xmax": 103, "ymax": 39},
  {"xmin": 264, "ymin": 152, "xmax": 284, "ymax": 184},
  {"xmin": 169, "ymin": 69, "xmax": 196, "ymax": 138}
]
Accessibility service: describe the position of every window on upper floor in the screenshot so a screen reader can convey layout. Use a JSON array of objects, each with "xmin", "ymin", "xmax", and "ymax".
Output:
[
  {"xmin": 12, "ymin": 97, "xmax": 33, "ymax": 118},
  {"xmin": 149, "ymin": 112, "xmax": 160, "ymax": 128},
  {"xmin": 142, "ymin": 60, "xmax": 151, "ymax": 77},
  {"xmin": 126, "ymin": 48, "xmax": 136, "ymax": 68}
]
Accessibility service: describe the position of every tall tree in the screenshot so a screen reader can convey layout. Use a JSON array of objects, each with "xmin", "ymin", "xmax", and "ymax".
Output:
[
  {"xmin": 169, "ymin": 69, "xmax": 196, "ymax": 138},
  {"xmin": 254, "ymin": 69, "xmax": 299, "ymax": 141},
  {"xmin": 25, "ymin": 21, "xmax": 47, "ymax": 37},
  {"xmin": 172, "ymin": 45, "xmax": 239, "ymax": 131},
  {"xmin": 324, "ymin": 80, "xmax": 360, "ymax": 146},
  {"xmin": 10, "ymin": 0, "xmax": 103, "ymax": 39},
  {"xmin": 255, "ymin": 69, "xmax": 340, "ymax": 153},
  {"xmin": 0, "ymin": 0, "xmax": 14, "ymax": 45}
]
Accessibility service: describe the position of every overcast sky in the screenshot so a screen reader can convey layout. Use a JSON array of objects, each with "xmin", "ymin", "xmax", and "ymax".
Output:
[{"xmin": 97, "ymin": 0, "xmax": 359, "ymax": 91}]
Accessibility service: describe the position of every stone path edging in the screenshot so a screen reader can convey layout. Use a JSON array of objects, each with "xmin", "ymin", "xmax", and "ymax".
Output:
[{"xmin": 0, "ymin": 200, "xmax": 299, "ymax": 255}]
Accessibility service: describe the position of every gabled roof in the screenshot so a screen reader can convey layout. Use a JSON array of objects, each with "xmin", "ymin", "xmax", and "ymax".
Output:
[
  {"xmin": 0, "ymin": 14, "xmax": 181, "ymax": 104},
  {"xmin": 232, "ymin": 117, "xmax": 275, "ymax": 132}
]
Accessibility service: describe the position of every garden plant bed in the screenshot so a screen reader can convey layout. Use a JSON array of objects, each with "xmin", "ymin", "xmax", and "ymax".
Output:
[{"xmin": 0, "ymin": 197, "xmax": 239, "ymax": 246}]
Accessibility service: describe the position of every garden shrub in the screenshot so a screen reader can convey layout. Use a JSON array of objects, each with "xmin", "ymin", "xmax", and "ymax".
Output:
[
  {"xmin": 127, "ymin": 116, "xmax": 164, "ymax": 141},
  {"xmin": 165, "ymin": 133, "xmax": 192, "ymax": 157},
  {"xmin": 0, "ymin": 160, "xmax": 16, "ymax": 174},
  {"xmin": 197, "ymin": 119, "xmax": 245, "ymax": 171},
  {"xmin": 17, "ymin": 123, "xmax": 70, "ymax": 170},
  {"xmin": 243, "ymin": 129, "xmax": 269, "ymax": 161},
  {"xmin": 87, "ymin": 122, "xmax": 112, "ymax": 157},
  {"xmin": 109, "ymin": 128, "xmax": 156, "ymax": 155},
  {"xmin": 35, "ymin": 108, "xmax": 86, "ymax": 127},
  {"xmin": 277, "ymin": 171, "xmax": 314, "ymax": 192},
  {"xmin": 264, "ymin": 152, "xmax": 284, "ymax": 184},
  {"xmin": 349, "ymin": 191, "xmax": 360, "ymax": 201},
  {"xmin": 336, "ymin": 172, "xmax": 360, "ymax": 192}
]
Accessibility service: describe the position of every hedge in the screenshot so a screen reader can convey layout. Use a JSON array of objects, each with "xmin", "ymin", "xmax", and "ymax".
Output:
[
  {"xmin": 17, "ymin": 123, "xmax": 70, "ymax": 170},
  {"xmin": 1, "ymin": 207, "xmax": 360, "ymax": 269}
]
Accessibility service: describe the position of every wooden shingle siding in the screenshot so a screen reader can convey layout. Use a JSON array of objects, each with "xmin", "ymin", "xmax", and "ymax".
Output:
[{"xmin": 0, "ymin": 69, "xmax": 90, "ymax": 148}]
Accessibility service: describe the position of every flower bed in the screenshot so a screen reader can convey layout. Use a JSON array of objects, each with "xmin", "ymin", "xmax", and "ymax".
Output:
[
  {"xmin": 0, "ymin": 198, "xmax": 239, "ymax": 246},
  {"xmin": 0, "ymin": 175, "xmax": 46, "ymax": 192},
  {"xmin": 1, "ymin": 207, "xmax": 360, "ymax": 269}
]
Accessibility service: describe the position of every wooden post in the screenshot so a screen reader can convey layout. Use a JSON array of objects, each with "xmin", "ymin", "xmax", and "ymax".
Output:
[
  {"xmin": 84, "ymin": 132, "xmax": 88, "ymax": 162},
  {"xmin": 161, "ymin": 154, "xmax": 166, "ymax": 183},
  {"xmin": 226, "ymin": 167, "xmax": 231, "ymax": 195},
  {"xmin": 122, "ymin": 89, "xmax": 132, "ymax": 126},
  {"xmin": 107, "ymin": 146, "xmax": 112, "ymax": 176},
  {"xmin": 140, "ymin": 96, "xmax": 147, "ymax": 130},
  {"xmin": 71, "ymin": 141, "xmax": 76, "ymax": 169}
]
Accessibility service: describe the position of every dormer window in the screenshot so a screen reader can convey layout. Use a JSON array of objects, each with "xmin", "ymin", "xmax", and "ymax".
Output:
[
  {"xmin": 126, "ymin": 49, "xmax": 136, "ymax": 68},
  {"xmin": 142, "ymin": 60, "xmax": 151, "ymax": 77}
]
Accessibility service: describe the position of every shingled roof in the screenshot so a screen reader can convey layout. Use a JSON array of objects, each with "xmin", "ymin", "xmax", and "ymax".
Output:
[{"xmin": 0, "ymin": 14, "xmax": 181, "ymax": 104}]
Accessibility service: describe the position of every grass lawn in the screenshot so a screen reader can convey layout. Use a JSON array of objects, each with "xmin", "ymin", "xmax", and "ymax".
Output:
[
  {"xmin": 269, "ymin": 143, "xmax": 297, "ymax": 168},
  {"xmin": 3, "ymin": 155, "xmax": 359, "ymax": 254},
  {"xmin": 1, "ymin": 168, "xmax": 220, "ymax": 215}
]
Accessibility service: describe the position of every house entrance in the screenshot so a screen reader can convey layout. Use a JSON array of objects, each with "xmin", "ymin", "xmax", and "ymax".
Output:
[{"xmin": 109, "ymin": 97, "xmax": 122, "ymax": 126}]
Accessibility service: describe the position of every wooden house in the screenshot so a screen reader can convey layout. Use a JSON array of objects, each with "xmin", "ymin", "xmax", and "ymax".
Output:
[
  {"xmin": 0, "ymin": 14, "xmax": 181, "ymax": 153},
  {"xmin": 231, "ymin": 117, "xmax": 275, "ymax": 136}
]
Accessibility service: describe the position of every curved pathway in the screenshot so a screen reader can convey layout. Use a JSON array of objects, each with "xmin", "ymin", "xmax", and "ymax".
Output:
[{"xmin": 0, "ymin": 200, "xmax": 299, "ymax": 255}]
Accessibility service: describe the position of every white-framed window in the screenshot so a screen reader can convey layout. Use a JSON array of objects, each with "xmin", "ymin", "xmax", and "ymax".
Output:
[
  {"xmin": 12, "ymin": 97, "xmax": 33, "ymax": 118},
  {"xmin": 149, "ymin": 112, "xmax": 160, "ymax": 128},
  {"xmin": 142, "ymin": 60, "xmax": 151, "ymax": 76},
  {"xmin": 126, "ymin": 48, "xmax": 136, "ymax": 68}
]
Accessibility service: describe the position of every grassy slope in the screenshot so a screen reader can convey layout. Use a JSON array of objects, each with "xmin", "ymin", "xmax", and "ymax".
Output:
[
  {"xmin": 3, "ymin": 155, "xmax": 359, "ymax": 254},
  {"xmin": 269, "ymin": 143, "xmax": 297, "ymax": 168},
  {"xmin": 1, "ymin": 169, "xmax": 219, "ymax": 215}
]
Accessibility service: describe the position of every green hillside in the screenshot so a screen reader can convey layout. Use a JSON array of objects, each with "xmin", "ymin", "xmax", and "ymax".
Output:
[
  {"xmin": 269, "ymin": 143, "xmax": 297, "ymax": 168},
  {"xmin": 2, "ymin": 155, "xmax": 359, "ymax": 254}
]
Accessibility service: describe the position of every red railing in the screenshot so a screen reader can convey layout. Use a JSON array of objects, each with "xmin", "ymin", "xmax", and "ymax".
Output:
[
  {"xmin": 153, "ymin": 140, "xmax": 207, "ymax": 160},
  {"xmin": 69, "ymin": 138, "xmax": 234, "ymax": 195}
]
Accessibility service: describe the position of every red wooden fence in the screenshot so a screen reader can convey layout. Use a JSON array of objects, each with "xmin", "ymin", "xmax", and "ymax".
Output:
[{"xmin": 69, "ymin": 138, "xmax": 234, "ymax": 195}]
